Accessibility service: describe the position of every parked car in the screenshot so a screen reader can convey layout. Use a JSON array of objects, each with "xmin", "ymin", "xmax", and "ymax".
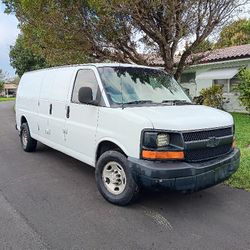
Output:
[{"xmin": 15, "ymin": 64, "xmax": 240, "ymax": 205}]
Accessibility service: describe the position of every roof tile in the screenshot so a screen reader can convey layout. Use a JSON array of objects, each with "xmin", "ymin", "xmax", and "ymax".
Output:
[
  {"xmin": 147, "ymin": 44, "xmax": 250, "ymax": 66},
  {"xmin": 199, "ymin": 44, "xmax": 250, "ymax": 63}
]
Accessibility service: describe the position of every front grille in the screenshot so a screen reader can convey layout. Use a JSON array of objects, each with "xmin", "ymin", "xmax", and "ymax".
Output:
[
  {"xmin": 182, "ymin": 127, "xmax": 233, "ymax": 162},
  {"xmin": 183, "ymin": 127, "xmax": 233, "ymax": 142},
  {"xmin": 185, "ymin": 144, "xmax": 232, "ymax": 162}
]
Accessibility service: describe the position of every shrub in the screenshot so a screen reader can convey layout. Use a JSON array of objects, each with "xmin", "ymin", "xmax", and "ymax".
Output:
[
  {"xmin": 236, "ymin": 68, "xmax": 250, "ymax": 113},
  {"xmin": 194, "ymin": 85, "xmax": 224, "ymax": 109},
  {"xmin": 193, "ymin": 95, "xmax": 204, "ymax": 105}
]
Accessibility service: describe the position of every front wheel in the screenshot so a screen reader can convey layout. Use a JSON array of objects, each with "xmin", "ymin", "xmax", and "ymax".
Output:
[
  {"xmin": 95, "ymin": 151, "xmax": 140, "ymax": 206},
  {"xmin": 20, "ymin": 123, "xmax": 37, "ymax": 152}
]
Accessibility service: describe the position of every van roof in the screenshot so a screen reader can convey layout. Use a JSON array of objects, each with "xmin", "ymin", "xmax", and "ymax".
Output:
[{"xmin": 24, "ymin": 63, "xmax": 160, "ymax": 74}]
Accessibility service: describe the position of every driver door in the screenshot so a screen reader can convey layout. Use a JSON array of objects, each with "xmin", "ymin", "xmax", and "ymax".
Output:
[{"xmin": 64, "ymin": 68, "xmax": 101, "ymax": 166}]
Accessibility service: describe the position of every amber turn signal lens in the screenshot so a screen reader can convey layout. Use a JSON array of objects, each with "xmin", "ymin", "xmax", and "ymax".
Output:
[{"xmin": 142, "ymin": 150, "xmax": 184, "ymax": 160}]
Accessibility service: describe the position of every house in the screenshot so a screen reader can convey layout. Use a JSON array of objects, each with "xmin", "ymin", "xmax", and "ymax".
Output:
[
  {"xmin": 180, "ymin": 44, "xmax": 250, "ymax": 112},
  {"xmin": 150, "ymin": 44, "xmax": 250, "ymax": 112},
  {"xmin": 1, "ymin": 83, "xmax": 17, "ymax": 97}
]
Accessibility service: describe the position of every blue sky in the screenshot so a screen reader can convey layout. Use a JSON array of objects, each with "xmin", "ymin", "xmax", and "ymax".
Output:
[{"xmin": 0, "ymin": 2, "xmax": 19, "ymax": 77}]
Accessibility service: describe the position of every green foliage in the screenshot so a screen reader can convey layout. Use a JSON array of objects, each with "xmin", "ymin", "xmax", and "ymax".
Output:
[
  {"xmin": 216, "ymin": 19, "xmax": 250, "ymax": 48},
  {"xmin": 2, "ymin": 0, "xmax": 244, "ymax": 79},
  {"xmin": 235, "ymin": 68, "xmax": 250, "ymax": 113},
  {"xmin": 5, "ymin": 1, "xmax": 97, "ymax": 66},
  {"xmin": 194, "ymin": 85, "xmax": 224, "ymax": 109},
  {"xmin": 9, "ymin": 34, "xmax": 48, "ymax": 77}
]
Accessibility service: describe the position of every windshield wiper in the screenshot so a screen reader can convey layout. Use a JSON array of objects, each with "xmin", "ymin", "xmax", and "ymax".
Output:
[
  {"xmin": 161, "ymin": 100, "xmax": 193, "ymax": 105},
  {"xmin": 123, "ymin": 100, "xmax": 154, "ymax": 105}
]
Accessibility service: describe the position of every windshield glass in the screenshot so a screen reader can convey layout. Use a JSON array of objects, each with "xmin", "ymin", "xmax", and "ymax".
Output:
[{"xmin": 98, "ymin": 66, "xmax": 191, "ymax": 106}]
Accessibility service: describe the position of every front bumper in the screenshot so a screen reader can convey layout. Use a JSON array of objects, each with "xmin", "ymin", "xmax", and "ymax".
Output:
[{"xmin": 128, "ymin": 148, "xmax": 240, "ymax": 192}]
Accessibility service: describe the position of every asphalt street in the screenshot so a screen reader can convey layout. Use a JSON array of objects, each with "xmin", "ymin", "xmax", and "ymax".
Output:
[{"xmin": 0, "ymin": 101, "xmax": 250, "ymax": 250}]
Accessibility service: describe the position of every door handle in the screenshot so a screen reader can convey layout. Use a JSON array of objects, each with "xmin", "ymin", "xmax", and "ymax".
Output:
[
  {"xmin": 49, "ymin": 104, "xmax": 52, "ymax": 115},
  {"xmin": 66, "ymin": 106, "xmax": 70, "ymax": 118}
]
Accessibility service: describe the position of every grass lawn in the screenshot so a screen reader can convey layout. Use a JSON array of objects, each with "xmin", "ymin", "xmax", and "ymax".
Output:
[
  {"xmin": 226, "ymin": 112, "xmax": 250, "ymax": 191},
  {"xmin": 0, "ymin": 97, "xmax": 16, "ymax": 102}
]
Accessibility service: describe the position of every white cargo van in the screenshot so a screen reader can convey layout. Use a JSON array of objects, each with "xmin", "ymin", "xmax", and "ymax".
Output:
[{"xmin": 16, "ymin": 64, "xmax": 240, "ymax": 205}]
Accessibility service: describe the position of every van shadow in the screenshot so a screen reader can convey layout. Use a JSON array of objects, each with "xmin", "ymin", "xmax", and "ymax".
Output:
[
  {"xmin": 137, "ymin": 188, "xmax": 220, "ymax": 208},
  {"xmin": 35, "ymin": 142, "xmax": 95, "ymax": 177}
]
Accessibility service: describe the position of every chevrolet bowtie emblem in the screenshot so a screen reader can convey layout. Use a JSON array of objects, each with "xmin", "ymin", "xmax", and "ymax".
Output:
[{"xmin": 207, "ymin": 136, "xmax": 220, "ymax": 147}]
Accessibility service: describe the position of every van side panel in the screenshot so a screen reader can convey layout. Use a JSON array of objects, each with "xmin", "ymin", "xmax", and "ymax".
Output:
[{"xmin": 16, "ymin": 71, "xmax": 44, "ymax": 134}]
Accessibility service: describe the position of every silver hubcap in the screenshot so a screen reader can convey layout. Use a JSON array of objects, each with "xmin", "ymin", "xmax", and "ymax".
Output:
[
  {"xmin": 102, "ymin": 161, "xmax": 126, "ymax": 195},
  {"xmin": 22, "ymin": 129, "xmax": 28, "ymax": 148}
]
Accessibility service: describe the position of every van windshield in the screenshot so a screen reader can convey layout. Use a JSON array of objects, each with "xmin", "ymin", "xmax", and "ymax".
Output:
[{"xmin": 98, "ymin": 66, "xmax": 191, "ymax": 107}]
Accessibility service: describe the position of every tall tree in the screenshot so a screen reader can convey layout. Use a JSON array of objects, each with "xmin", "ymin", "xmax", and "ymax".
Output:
[
  {"xmin": 3, "ymin": 0, "xmax": 246, "ymax": 79},
  {"xmin": 9, "ymin": 34, "xmax": 48, "ymax": 77},
  {"xmin": 216, "ymin": 19, "xmax": 250, "ymax": 48}
]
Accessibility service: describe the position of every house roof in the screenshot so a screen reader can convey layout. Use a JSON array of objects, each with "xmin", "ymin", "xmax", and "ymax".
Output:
[
  {"xmin": 199, "ymin": 44, "xmax": 250, "ymax": 63},
  {"xmin": 4, "ymin": 84, "xmax": 17, "ymax": 90},
  {"xmin": 147, "ymin": 44, "xmax": 250, "ymax": 66}
]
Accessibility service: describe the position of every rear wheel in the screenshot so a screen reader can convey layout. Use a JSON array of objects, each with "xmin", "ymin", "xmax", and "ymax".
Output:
[
  {"xmin": 20, "ymin": 123, "xmax": 37, "ymax": 152},
  {"xmin": 95, "ymin": 150, "xmax": 140, "ymax": 206}
]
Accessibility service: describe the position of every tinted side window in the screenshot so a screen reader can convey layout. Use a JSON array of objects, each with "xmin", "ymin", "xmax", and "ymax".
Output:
[{"xmin": 72, "ymin": 69, "xmax": 100, "ymax": 104}]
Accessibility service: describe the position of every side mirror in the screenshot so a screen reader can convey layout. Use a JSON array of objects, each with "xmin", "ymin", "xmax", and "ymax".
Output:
[{"xmin": 78, "ymin": 87, "xmax": 93, "ymax": 104}]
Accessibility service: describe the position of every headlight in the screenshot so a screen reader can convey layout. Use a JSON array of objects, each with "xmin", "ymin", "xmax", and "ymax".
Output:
[
  {"xmin": 141, "ymin": 131, "xmax": 184, "ymax": 160},
  {"xmin": 143, "ymin": 131, "xmax": 170, "ymax": 148},
  {"xmin": 157, "ymin": 133, "xmax": 170, "ymax": 147}
]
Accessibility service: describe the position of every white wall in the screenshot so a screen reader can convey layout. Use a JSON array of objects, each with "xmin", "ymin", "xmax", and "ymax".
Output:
[
  {"xmin": 195, "ymin": 78, "xmax": 213, "ymax": 95},
  {"xmin": 223, "ymin": 93, "xmax": 246, "ymax": 113}
]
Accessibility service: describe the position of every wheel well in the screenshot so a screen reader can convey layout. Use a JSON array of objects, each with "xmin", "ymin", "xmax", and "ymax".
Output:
[
  {"xmin": 96, "ymin": 141, "xmax": 126, "ymax": 163},
  {"xmin": 21, "ymin": 116, "xmax": 27, "ymax": 125}
]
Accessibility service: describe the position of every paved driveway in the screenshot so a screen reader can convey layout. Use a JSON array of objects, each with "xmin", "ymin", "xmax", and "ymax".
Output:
[{"xmin": 0, "ymin": 101, "xmax": 250, "ymax": 250}]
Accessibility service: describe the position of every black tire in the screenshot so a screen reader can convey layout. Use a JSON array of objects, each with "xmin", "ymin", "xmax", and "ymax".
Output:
[
  {"xmin": 20, "ymin": 123, "xmax": 37, "ymax": 152},
  {"xmin": 95, "ymin": 150, "xmax": 140, "ymax": 206}
]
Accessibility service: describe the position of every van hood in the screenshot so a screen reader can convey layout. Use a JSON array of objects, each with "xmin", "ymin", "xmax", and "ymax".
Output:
[{"xmin": 123, "ymin": 105, "xmax": 233, "ymax": 131}]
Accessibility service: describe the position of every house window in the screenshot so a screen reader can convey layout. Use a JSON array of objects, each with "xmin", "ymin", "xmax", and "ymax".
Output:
[{"xmin": 213, "ymin": 79, "xmax": 228, "ymax": 93}]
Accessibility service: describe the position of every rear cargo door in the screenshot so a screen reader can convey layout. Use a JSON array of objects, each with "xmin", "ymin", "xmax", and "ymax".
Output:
[
  {"xmin": 38, "ymin": 71, "xmax": 54, "ymax": 140},
  {"xmin": 38, "ymin": 68, "xmax": 74, "ymax": 148}
]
